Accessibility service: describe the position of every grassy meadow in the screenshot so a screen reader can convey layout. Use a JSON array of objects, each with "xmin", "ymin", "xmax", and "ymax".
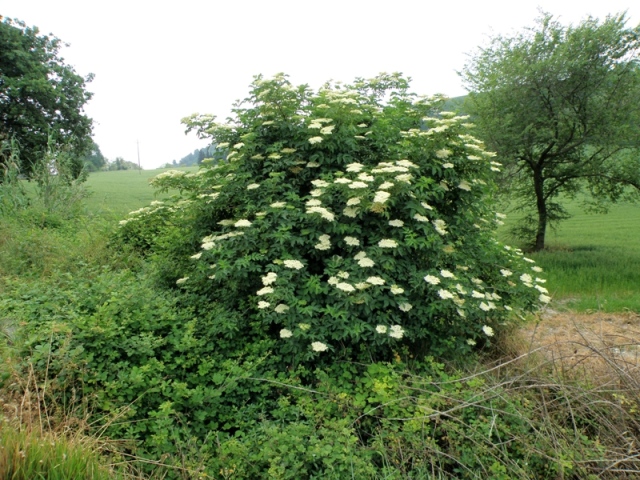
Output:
[
  {"xmin": 497, "ymin": 201, "xmax": 640, "ymax": 312},
  {"xmin": 84, "ymin": 166, "xmax": 197, "ymax": 217}
]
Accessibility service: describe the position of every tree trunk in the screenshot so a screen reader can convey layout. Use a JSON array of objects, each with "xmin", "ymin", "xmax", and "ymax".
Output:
[{"xmin": 533, "ymin": 168, "xmax": 547, "ymax": 251}]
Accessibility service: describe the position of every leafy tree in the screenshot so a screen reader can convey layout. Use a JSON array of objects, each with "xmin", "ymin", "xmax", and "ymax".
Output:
[
  {"xmin": 116, "ymin": 73, "xmax": 545, "ymax": 365},
  {"xmin": 106, "ymin": 156, "xmax": 140, "ymax": 171},
  {"xmin": 461, "ymin": 12, "xmax": 640, "ymax": 250},
  {"xmin": 81, "ymin": 139, "xmax": 107, "ymax": 172},
  {"xmin": 0, "ymin": 17, "xmax": 93, "ymax": 178}
]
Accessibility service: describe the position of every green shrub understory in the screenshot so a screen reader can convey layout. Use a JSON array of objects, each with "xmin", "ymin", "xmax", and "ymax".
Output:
[
  {"xmin": 0, "ymin": 200, "xmax": 639, "ymax": 479},
  {"xmin": 3, "ymin": 265, "xmax": 640, "ymax": 478}
]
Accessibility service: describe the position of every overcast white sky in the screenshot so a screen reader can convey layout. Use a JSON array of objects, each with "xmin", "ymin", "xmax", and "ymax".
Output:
[{"xmin": 3, "ymin": 0, "xmax": 638, "ymax": 169}]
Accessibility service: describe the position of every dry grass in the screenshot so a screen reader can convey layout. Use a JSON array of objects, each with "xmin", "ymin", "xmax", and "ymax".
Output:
[{"xmin": 515, "ymin": 310, "xmax": 640, "ymax": 384}]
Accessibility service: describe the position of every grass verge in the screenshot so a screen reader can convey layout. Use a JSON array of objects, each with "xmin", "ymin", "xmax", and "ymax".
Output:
[{"xmin": 498, "ymin": 201, "xmax": 640, "ymax": 312}]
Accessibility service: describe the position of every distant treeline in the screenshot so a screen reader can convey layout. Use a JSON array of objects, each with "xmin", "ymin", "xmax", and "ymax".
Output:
[
  {"xmin": 83, "ymin": 141, "xmax": 141, "ymax": 172},
  {"xmin": 163, "ymin": 145, "xmax": 218, "ymax": 168}
]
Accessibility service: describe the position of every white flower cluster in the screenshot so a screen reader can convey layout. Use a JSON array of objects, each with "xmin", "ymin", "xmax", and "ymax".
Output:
[
  {"xmin": 358, "ymin": 173, "xmax": 375, "ymax": 182},
  {"xmin": 354, "ymin": 251, "xmax": 374, "ymax": 267},
  {"xmin": 373, "ymin": 191, "xmax": 391, "ymax": 204},
  {"xmin": 395, "ymin": 174, "xmax": 412, "ymax": 183},
  {"xmin": 283, "ymin": 259, "xmax": 304, "ymax": 270},
  {"xmin": 151, "ymin": 169, "xmax": 186, "ymax": 181},
  {"xmin": 424, "ymin": 275, "xmax": 440, "ymax": 285},
  {"xmin": 389, "ymin": 325, "xmax": 405, "ymax": 339},
  {"xmin": 234, "ymin": 219, "xmax": 252, "ymax": 227},
  {"xmin": 315, "ymin": 234, "xmax": 331, "ymax": 250},
  {"xmin": 435, "ymin": 148, "xmax": 452, "ymax": 159},
  {"xmin": 280, "ymin": 328, "xmax": 293, "ymax": 338},
  {"xmin": 343, "ymin": 207, "xmax": 359, "ymax": 218},
  {"xmin": 201, "ymin": 239, "xmax": 216, "ymax": 250},
  {"xmin": 344, "ymin": 236, "xmax": 360, "ymax": 246},
  {"xmin": 262, "ymin": 272, "xmax": 278, "ymax": 285},
  {"xmin": 438, "ymin": 289, "xmax": 454, "ymax": 300},
  {"xmin": 306, "ymin": 204, "xmax": 335, "ymax": 222},
  {"xmin": 197, "ymin": 193, "xmax": 220, "ymax": 201},
  {"xmin": 207, "ymin": 231, "xmax": 244, "ymax": 242},
  {"xmin": 311, "ymin": 341, "xmax": 328, "ymax": 352},
  {"xmin": 378, "ymin": 239, "xmax": 398, "ymax": 248},
  {"xmin": 433, "ymin": 219, "xmax": 448, "ymax": 235},
  {"xmin": 336, "ymin": 282, "xmax": 355, "ymax": 293},
  {"xmin": 375, "ymin": 324, "xmax": 405, "ymax": 339},
  {"xmin": 458, "ymin": 180, "xmax": 471, "ymax": 191}
]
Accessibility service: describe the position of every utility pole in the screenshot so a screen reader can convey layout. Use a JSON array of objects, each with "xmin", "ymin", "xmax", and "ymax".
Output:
[{"xmin": 137, "ymin": 139, "xmax": 141, "ymax": 174}]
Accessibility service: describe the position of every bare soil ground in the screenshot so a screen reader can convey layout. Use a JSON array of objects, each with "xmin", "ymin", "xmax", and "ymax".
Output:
[{"xmin": 514, "ymin": 310, "xmax": 640, "ymax": 383}]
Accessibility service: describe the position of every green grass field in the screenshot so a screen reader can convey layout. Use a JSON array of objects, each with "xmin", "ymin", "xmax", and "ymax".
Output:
[
  {"xmin": 84, "ymin": 167, "xmax": 196, "ymax": 217},
  {"xmin": 498, "ymin": 201, "xmax": 640, "ymax": 312},
  {"xmin": 82, "ymin": 169, "xmax": 640, "ymax": 313}
]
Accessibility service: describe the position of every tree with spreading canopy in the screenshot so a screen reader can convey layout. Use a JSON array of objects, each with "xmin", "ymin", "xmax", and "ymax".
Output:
[
  {"xmin": 461, "ymin": 12, "xmax": 640, "ymax": 251},
  {"xmin": 0, "ymin": 16, "xmax": 93, "ymax": 178}
]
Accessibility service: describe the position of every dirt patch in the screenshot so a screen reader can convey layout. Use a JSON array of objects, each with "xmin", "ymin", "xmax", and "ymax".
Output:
[{"xmin": 514, "ymin": 310, "xmax": 640, "ymax": 383}]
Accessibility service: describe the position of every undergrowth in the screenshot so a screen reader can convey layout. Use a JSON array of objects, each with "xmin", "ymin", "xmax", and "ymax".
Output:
[{"xmin": 3, "ymin": 262, "xmax": 640, "ymax": 478}]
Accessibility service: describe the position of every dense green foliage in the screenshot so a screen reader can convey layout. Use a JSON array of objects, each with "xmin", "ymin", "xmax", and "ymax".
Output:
[
  {"xmin": 462, "ymin": 12, "xmax": 640, "ymax": 250},
  {"xmin": 3, "ymin": 264, "xmax": 639, "ymax": 478},
  {"xmin": 117, "ymin": 73, "xmax": 545, "ymax": 365},
  {"xmin": 81, "ymin": 139, "xmax": 108, "ymax": 172},
  {"xmin": 0, "ymin": 18, "xmax": 93, "ymax": 178}
]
